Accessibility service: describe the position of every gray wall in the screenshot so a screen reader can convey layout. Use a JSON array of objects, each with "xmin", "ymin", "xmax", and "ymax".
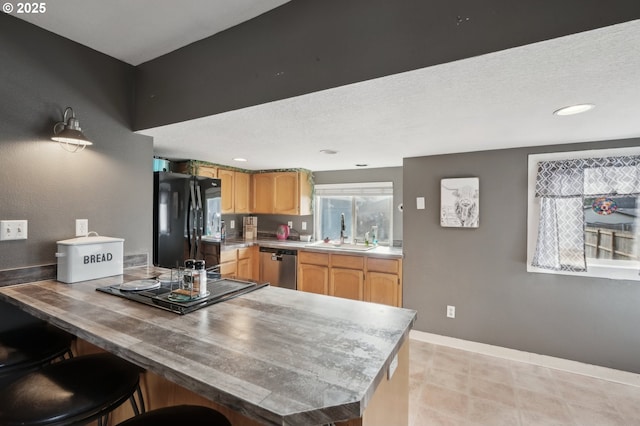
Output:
[
  {"xmin": 314, "ymin": 167, "xmax": 403, "ymax": 243},
  {"xmin": 403, "ymin": 138, "xmax": 640, "ymax": 373},
  {"xmin": 134, "ymin": 0, "xmax": 640, "ymax": 130},
  {"xmin": 0, "ymin": 14, "xmax": 153, "ymax": 270}
]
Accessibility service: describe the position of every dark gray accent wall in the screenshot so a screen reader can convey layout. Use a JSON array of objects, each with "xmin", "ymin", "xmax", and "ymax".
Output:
[
  {"xmin": 134, "ymin": 0, "xmax": 640, "ymax": 130},
  {"xmin": 314, "ymin": 167, "xmax": 403, "ymax": 242},
  {"xmin": 403, "ymin": 138, "xmax": 640, "ymax": 373},
  {"xmin": 0, "ymin": 14, "xmax": 153, "ymax": 270}
]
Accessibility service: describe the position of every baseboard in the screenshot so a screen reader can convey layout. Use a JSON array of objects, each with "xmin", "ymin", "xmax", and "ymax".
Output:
[{"xmin": 410, "ymin": 330, "xmax": 640, "ymax": 388}]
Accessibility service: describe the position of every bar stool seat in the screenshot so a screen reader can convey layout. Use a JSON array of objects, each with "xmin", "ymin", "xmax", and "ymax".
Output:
[
  {"xmin": 0, "ymin": 322, "xmax": 73, "ymax": 386},
  {"xmin": 117, "ymin": 405, "xmax": 231, "ymax": 426},
  {"xmin": 0, "ymin": 353, "xmax": 144, "ymax": 426}
]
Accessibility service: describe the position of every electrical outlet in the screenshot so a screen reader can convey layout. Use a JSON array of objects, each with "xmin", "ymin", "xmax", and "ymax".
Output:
[
  {"xmin": 0, "ymin": 220, "xmax": 28, "ymax": 241},
  {"xmin": 447, "ymin": 305, "xmax": 456, "ymax": 318},
  {"xmin": 76, "ymin": 219, "xmax": 88, "ymax": 237},
  {"xmin": 230, "ymin": 220, "xmax": 235, "ymax": 229},
  {"xmin": 301, "ymin": 221, "xmax": 307, "ymax": 231},
  {"xmin": 287, "ymin": 221, "xmax": 293, "ymax": 228}
]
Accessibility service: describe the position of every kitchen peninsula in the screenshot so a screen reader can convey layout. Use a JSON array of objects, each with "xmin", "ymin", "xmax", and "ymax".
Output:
[{"xmin": 0, "ymin": 266, "xmax": 416, "ymax": 426}]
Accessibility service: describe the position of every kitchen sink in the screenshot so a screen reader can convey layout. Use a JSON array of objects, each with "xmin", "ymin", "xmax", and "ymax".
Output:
[{"xmin": 305, "ymin": 241, "xmax": 375, "ymax": 251}]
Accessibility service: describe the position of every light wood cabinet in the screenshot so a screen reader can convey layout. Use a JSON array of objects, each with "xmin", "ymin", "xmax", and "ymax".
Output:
[
  {"xmin": 236, "ymin": 246, "xmax": 256, "ymax": 281},
  {"xmin": 217, "ymin": 168, "xmax": 235, "ymax": 213},
  {"xmin": 251, "ymin": 171, "xmax": 312, "ymax": 215},
  {"xmin": 220, "ymin": 246, "xmax": 257, "ymax": 280},
  {"xmin": 220, "ymin": 249, "xmax": 237, "ymax": 278},
  {"xmin": 252, "ymin": 173, "xmax": 274, "ymax": 214},
  {"xmin": 196, "ymin": 165, "xmax": 218, "ymax": 178},
  {"xmin": 298, "ymin": 250, "xmax": 402, "ymax": 307},
  {"xmin": 330, "ymin": 268, "xmax": 364, "ymax": 301},
  {"xmin": 234, "ymin": 171, "xmax": 251, "ymax": 213},
  {"xmin": 298, "ymin": 263, "xmax": 329, "ymax": 295},
  {"xmin": 217, "ymin": 169, "xmax": 251, "ymax": 214},
  {"xmin": 365, "ymin": 258, "xmax": 402, "ymax": 307}
]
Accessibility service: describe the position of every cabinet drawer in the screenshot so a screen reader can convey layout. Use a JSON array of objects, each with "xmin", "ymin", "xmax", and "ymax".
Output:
[
  {"xmin": 331, "ymin": 254, "xmax": 364, "ymax": 270},
  {"xmin": 220, "ymin": 249, "xmax": 237, "ymax": 263},
  {"xmin": 366, "ymin": 258, "xmax": 399, "ymax": 274},
  {"xmin": 299, "ymin": 251, "xmax": 329, "ymax": 266}
]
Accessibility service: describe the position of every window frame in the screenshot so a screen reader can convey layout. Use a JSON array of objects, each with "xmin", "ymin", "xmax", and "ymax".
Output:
[
  {"xmin": 527, "ymin": 146, "xmax": 640, "ymax": 281},
  {"xmin": 314, "ymin": 182, "xmax": 393, "ymax": 245}
]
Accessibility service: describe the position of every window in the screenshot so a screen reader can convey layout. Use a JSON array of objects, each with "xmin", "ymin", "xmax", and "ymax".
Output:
[
  {"xmin": 314, "ymin": 182, "xmax": 393, "ymax": 245},
  {"xmin": 527, "ymin": 147, "xmax": 640, "ymax": 281}
]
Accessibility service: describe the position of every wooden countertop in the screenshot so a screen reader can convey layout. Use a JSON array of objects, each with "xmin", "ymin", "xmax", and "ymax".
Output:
[{"xmin": 0, "ymin": 267, "xmax": 416, "ymax": 425}]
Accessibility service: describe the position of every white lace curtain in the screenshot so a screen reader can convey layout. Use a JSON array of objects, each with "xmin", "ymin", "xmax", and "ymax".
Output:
[{"xmin": 532, "ymin": 155, "xmax": 640, "ymax": 272}]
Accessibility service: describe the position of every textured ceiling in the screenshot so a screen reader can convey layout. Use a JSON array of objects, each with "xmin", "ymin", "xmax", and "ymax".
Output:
[
  {"xmin": 13, "ymin": 3, "xmax": 640, "ymax": 171},
  {"xmin": 142, "ymin": 20, "xmax": 640, "ymax": 171}
]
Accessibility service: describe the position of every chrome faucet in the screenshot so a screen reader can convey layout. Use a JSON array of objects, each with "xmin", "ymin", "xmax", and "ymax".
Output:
[{"xmin": 340, "ymin": 213, "xmax": 346, "ymax": 244}]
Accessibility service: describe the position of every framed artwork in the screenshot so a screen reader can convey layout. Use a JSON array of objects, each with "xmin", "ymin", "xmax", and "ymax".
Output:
[{"xmin": 440, "ymin": 177, "xmax": 479, "ymax": 228}]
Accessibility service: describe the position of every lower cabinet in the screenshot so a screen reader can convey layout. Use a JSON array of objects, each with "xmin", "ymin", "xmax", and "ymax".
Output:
[
  {"xmin": 298, "ymin": 250, "xmax": 402, "ymax": 307},
  {"xmin": 365, "ymin": 272, "xmax": 399, "ymax": 307},
  {"xmin": 220, "ymin": 246, "xmax": 258, "ymax": 280},
  {"xmin": 298, "ymin": 263, "xmax": 329, "ymax": 295},
  {"xmin": 330, "ymin": 268, "xmax": 364, "ymax": 301},
  {"xmin": 220, "ymin": 249, "xmax": 237, "ymax": 278}
]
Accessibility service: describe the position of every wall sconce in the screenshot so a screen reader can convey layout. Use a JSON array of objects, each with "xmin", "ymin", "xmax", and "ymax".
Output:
[{"xmin": 52, "ymin": 107, "xmax": 93, "ymax": 152}]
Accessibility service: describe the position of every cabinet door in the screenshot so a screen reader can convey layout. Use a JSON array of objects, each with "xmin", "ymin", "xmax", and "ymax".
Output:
[
  {"xmin": 365, "ymin": 272, "xmax": 400, "ymax": 307},
  {"xmin": 298, "ymin": 264, "xmax": 329, "ymax": 295},
  {"xmin": 217, "ymin": 169, "xmax": 235, "ymax": 213},
  {"xmin": 220, "ymin": 261, "xmax": 237, "ymax": 278},
  {"xmin": 234, "ymin": 171, "xmax": 251, "ymax": 213},
  {"xmin": 252, "ymin": 173, "xmax": 274, "ymax": 213},
  {"xmin": 330, "ymin": 268, "xmax": 364, "ymax": 301},
  {"xmin": 273, "ymin": 172, "xmax": 299, "ymax": 214},
  {"xmin": 237, "ymin": 258, "xmax": 251, "ymax": 281},
  {"xmin": 196, "ymin": 165, "xmax": 217, "ymax": 178}
]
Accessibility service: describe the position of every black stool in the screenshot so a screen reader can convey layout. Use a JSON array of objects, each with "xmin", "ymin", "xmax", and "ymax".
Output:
[
  {"xmin": 117, "ymin": 405, "xmax": 231, "ymax": 426},
  {"xmin": 0, "ymin": 352, "xmax": 145, "ymax": 426},
  {"xmin": 0, "ymin": 322, "xmax": 73, "ymax": 386}
]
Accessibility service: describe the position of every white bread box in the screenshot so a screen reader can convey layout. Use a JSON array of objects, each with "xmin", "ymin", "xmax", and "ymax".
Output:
[{"xmin": 56, "ymin": 236, "xmax": 124, "ymax": 283}]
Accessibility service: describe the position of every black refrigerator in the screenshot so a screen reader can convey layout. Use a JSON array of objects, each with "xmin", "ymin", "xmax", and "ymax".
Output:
[{"xmin": 153, "ymin": 171, "xmax": 222, "ymax": 268}]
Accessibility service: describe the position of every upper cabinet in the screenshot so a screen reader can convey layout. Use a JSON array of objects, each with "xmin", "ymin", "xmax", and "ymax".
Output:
[
  {"xmin": 172, "ymin": 162, "xmax": 312, "ymax": 215},
  {"xmin": 234, "ymin": 171, "xmax": 251, "ymax": 213},
  {"xmin": 252, "ymin": 171, "xmax": 312, "ymax": 215}
]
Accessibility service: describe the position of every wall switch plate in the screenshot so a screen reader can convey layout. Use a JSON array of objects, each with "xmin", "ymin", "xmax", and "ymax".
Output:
[
  {"xmin": 301, "ymin": 221, "xmax": 307, "ymax": 231},
  {"xmin": 0, "ymin": 220, "xmax": 28, "ymax": 241},
  {"xmin": 416, "ymin": 197, "xmax": 426, "ymax": 210},
  {"xmin": 230, "ymin": 220, "xmax": 235, "ymax": 229},
  {"xmin": 447, "ymin": 305, "xmax": 456, "ymax": 318},
  {"xmin": 288, "ymin": 221, "xmax": 293, "ymax": 228},
  {"xmin": 76, "ymin": 219, "xmax": 88, "ymax": 237}
]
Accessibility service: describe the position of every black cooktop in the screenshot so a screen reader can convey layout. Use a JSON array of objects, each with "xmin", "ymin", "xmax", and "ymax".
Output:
[{"xmin": 97, "ymin": 278, "xmax": 268, "ymax": 315}]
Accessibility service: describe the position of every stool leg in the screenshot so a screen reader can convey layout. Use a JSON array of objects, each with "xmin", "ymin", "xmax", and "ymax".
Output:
[{"xmin": 129, "ymin": 383, "xmax": 146, "ymax": 415}]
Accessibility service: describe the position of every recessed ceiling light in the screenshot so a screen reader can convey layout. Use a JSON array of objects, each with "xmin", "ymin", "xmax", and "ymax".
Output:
[
  {"xmin": 553, "ymin": 104, "xmax": 595, "ymax": 116},
  {"xmin": 233, "ymin": 157, "xmax": 248, "ymax": 162},
  {"xmin": 320, "ymin": 149, "xmax": 338, "ymax": 155}
]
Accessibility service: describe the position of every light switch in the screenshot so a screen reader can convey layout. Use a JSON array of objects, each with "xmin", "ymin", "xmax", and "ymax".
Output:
[
  {"xmin": 416, "ymin": 197, "xmax": 426, "ymax": 210},
  {"xmin": 1, "ymin": 220, "xmax": 28, "ymax": 241},
  {"xmin": 301, "ymin": 221, "xmax": 307, "ymax": 231}
]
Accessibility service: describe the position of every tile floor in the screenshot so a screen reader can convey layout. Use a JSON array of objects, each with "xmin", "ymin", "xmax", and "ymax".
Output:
[{"xmin": 409, "ymin": 339, "xmax": 640, "ymax": 425}]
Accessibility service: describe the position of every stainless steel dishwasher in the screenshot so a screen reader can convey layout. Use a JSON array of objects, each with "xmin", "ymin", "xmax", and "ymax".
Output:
[{"xmin": 259, "ymin": 247, "xmax": 297, "ymax": 290}]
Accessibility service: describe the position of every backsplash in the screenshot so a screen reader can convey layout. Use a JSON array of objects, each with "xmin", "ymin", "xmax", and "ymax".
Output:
[{"xmin": 221, "ymin": 214, "xmax": 314, "ymax": 240}]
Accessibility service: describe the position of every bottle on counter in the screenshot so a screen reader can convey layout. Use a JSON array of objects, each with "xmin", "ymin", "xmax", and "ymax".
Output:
[
  {"xmin": 183, "ymin": 259, "xmax": 196, "ymax": 294},
  {"xmin": 195, "ymin": 260, "xmax": 207, "ymax": 297},
  {"xmin": 221, "ymin": 220, "xmax": 226, "ymax": 242}
]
